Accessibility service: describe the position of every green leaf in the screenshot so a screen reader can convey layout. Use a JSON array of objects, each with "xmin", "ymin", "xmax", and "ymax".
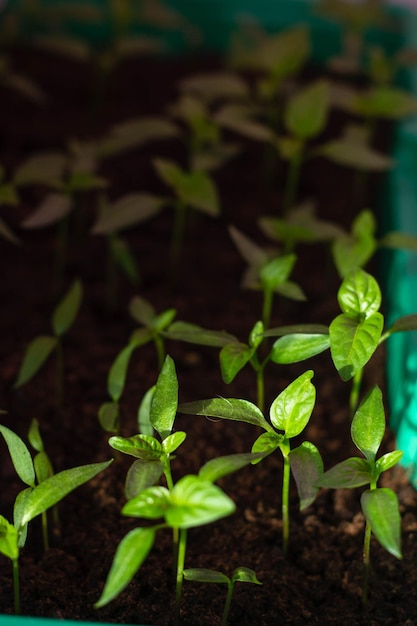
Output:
[
  {"xmin": 137, "ymin": 386, "xmax": 155, "ymax": 436},
  {"xmin": 285, "ymin": 79, "xmax": 329, "ymax": 139},
  {"xmin": 178, "ymin": 397, "xmax": 271, "ymax": 431},
  {"xmin": 232, "ymin": 566, "xmax": 262, "ymax": 585},
  {"xmin": 122, "ymin": 486, "xmax": 171, "ymax": 519},
  {"xmin": 167, "ymin": 475, "xmax": 235, "ymax": 528},
  {"xmin": 153, "ymin": 308, "xmax": 177, "ymax": 332},
  {"xmin": 34, "ymin": 451, "xmax": 54, "ymax": 484},
  {"xmin": 52, "ymin": 279, "xmax": 83, "ymax": 337},
  {"xmin": 376, "ymin": 450, "xmax": 403, "ymax": 475},
  {"xmin": 125, "ymin": 460, "xmax": 164, "ymax": 500},
  {"xmin": 271, "ymin": 333, "xmax": 330, "ymax": 364},
  {"xmin": 329, "ymin": 312, "xmax": 383, "ymax": 381},
  {"xmin": 351, "ymin": 386, "xmax": 385, "ymax": 461},
  {"xmin": 269, "ymin": 371, "xmax": 315, "ymax": 437},
  {"xmin": 183, "ymin": 568, "xmax": 229, "ymax": 584},
  {"xmin": 20, "ymin": 460, "xmax": 113, "ymax": 528},
  {"xmin": 14, "ymin": 335, "xmax": 57, "ymax": 388},
  {"xmin": 95, "ymin": 527, "xmax": 156, "ymax": 608},
  {"xmin": 379, "ymin": 230, "xmax": 417, "ymax": 254},
  {"xmin": 332, "ymin": 233, "xmax": 376, "ymax": 278},
  {"xmin": 21, "ymin": 193, "xmax": 72, "ymax": 229},
  {"xmin": 165, "ymin": 321, "xmax": 236, "ymax": 347},
  {"xmin": 220, "ymin": 341, "xmax": 253, "ymax": 383},
  {"xmin": 0, "ymin": 515, "xmax": 19, "ymax": 561},
  {"xmin": 289, "ymin": 441, "xmax": 323, "ymax": 510},
  {"xmin": 109, "ymin": 434, "xmax": 162, "ymax": 461},
  {"xmin": 0, "ymin": 424, "xmax": 36, "ymax": 487},
  {"xmin": 387, "ymin": 313, "xmax": 417, "ymax": 334},
  {"xmin": 337, "ymin": 268, "xmax": 381, "ymax": 319},
  {"xmin": 98, "ymin": 401, "xmax": 120, "ymax": 434},
  {"xmin": 92, "ymin": 192, "xmax": 164, "ymax": 234},
  {"xmin": 14, "ymin": 488, "xmax": 32, "ymax": 547},
  {"xmin": 150, "ymin": 355, "xmax": 178, "ymax": 439},
  {"xmin": 198, "ymin": 452, "xmax": 265, "ymax": 483},
  {"xmin": 14, "ymin": 152, "xmax": 67, "ymax": 187},
  {"xmin": 27, "ymin": 418, "xmax": 44, "ymax": 453},
  {"xmin": 354, "ymin": 86, "xmax": 417, "ymax": 120},
  {"xmin": 162, "ymin": 431, "xmax": 187, "ymax": 455},
  {"xmin": 109, "ymin": 235, "xmax": 139, "ymax": 285},
  {"xmin": 99, "ymin": 116, "xmax": 178, "ymax": 158},
  {"xmin": 361, "ymin": 488, "xmax": 402, "ymax": 558},
  {"xmin": 107, "ymin": 343, "xmax": 138, "ymax": 402},
  {"xmin": 318, "ymin": 457, "xmax": 373, "ymax": 489},
  {"xmin": 249, "ymin": 321, "xmax": 264, "ymax": 350},
  {"xmin": 260, "ymin": 254, "xmax": 296, "ymax": 290},
  {"xmin": 251, "ymin": 431, "xmax": 282, "ymax": 462},
  {"xmin": 318, "ymin": 138, "xmax": 393, "ymax": 171},
  {"xmin": 128, "ymin": 296, "xmax": 156, "ymax": 326}
]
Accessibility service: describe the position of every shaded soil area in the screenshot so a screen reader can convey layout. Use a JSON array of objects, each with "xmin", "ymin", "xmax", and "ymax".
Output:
[{"xmin": 1, "ymin": 45, "xmax": 417, "ymax": 626}]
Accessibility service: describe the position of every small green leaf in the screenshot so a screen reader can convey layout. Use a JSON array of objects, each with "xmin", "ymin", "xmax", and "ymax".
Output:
[
  {"xmin": 167, "ymin": 475, "xmax": 235, "ymax": 528},
  {"xmin": 285, "ymin": 79, "xmax": 329, "ymax": 139},
  {"xmin": 337, "ymin": 268, "xmax": 381, "ymax": 319},
  {"xmin": 109, "ymin": 434, "xmax": 162, "ymax": 461},
  {"xmin": 179, "ymin": 397, "xmax": 271, "ymax": 431},
  {"xmin": 91, "ymin": 192, "xmax": 164, "ymax": 234},
  {"xmin": 318, "ymin": 457, "xmax": 373, "ymax": 489},
  {"xmin": 21, "ymin": 193, "xmax": 72, "ymax": 228},
  {"xmin": 153, "ymin": 308, "xmax": 177, "ymax": 332},
  {"xmin": 183, "ymin": 568, "xmax": 229, "ymax": 584},
  {"xmin": 150, "ymin": 355, "xmax": 178, "ymax": 439},
  {"xmin": 289, "ymin": 442, "xmax": 323, "ymax": 510},
  {"xmin": 271, "ymin": 333, "xmax": 330, "ymax": 364},
  {"xmin": 232, "ymin": 567, "xmax": 262, "ymax": 585},
  {"xmin": 52, "ymin": 279, "xmax": 83, "ymax": 337},
  {"xmin": 260, "ymin": 254, "xmax": 296, "ymax": 290},
  {"xmin": 376, "ymin": 450, "xmax": 403, "ymax": 474},
  {"xmin": 34, "ymin": 451, "xmax": 54, "ymax": 484},
  {"xmin": 20, "ymin": 459, "xmax": 113, "ymax": 528},
  {"xmin": 128, "ymin": 296, "xmax": 155, "ymax": 326},
  {"xmin": 165, "ymin": 321, "xmax": 236, "ymax": 347},
  {"xmin": 162, "ymin": 431, "xmax": 187, "ymax": 455},
  {"xmin": 0, "ymin": 424, "xmax": 36, "ymax": 487},
  {"xmin": 94, "ymin": 527, "xmax": 156, "ymax": 608},
  {"xmin": 251, "ymin": 431, "xmax": 282, "ymax": 462},
  {"xmin": 249, "ymin": 321, "xmax": 264, "ymax": 350},
  {"xmin": 110, "ymin": 235, "xmax": 139, "ymax": 285},
  {"xmin": 220, "ymin": 342, "xmax": 253, "ymax": 383},
  {"xmin": 98, "ymin": 401, "xmax": 120, "ymax": 434},
  {"xmin": 125, "ymin": 460, "xmax": 164, "ymax": 500},
  {"xmin": 137, "ymin": 386, "xmax": 155, "ymax": 437},
  {"xmin": 351, "ymin": 386, "xmax": 385, "ymax": 461},
  {"xmin": 27, "ymin": 418, "xmax": 44, "ymax": 453},
  {"xmin": 387, "ymin": 313, "xmax": 417, "ymax": 334},
  {"xmin": 122, "ymin": 486, "xmax": 170, "ymax": 519},
  {"xmin": 199, "ymin": 452, "xmax": 265, "ymax": 483},
  {"xmin": 14, "ymin": 335, "xmax": 57, "ymax": 388},
  {"xmin": 269, "ymin": 371, "xmax": 315, "ymax": 437},
  {"xmin": 329, "ymin": 313, "xmax": 383, "ymax": 381},
  {"xmin": 0, "ymin": 515, "xmax": 19, "ymax": 561},
  {"xmin": 361, "ymin": 488, "xmax": 402, "ymax": 558},
  {"xmin": 107, "ymin": 343, "xmax": 138, "ymax": 402}
]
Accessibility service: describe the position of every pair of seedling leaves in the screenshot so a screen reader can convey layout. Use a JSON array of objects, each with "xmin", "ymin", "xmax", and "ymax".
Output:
[{"xmin": 0, "ymin": 418, "xmax": 112, "ymax": 612}]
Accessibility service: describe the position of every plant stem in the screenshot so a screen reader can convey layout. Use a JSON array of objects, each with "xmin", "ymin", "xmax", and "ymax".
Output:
[
  {"xmin": 12, "ymin": 558, "xmax": 20, "ymax": 615},
  {"xmin": 282, "ymin": 450, "xmax": 291, "ymax": 558},
  {"xmin": 221, "ymin": 581, "xmax": 234, "ymax": 626},
  {"xmin": 41, "ymin": 510, "xmax": 49, "ymax": 552},
  {"xmin": 55, "ymin": 337, "xmax": 64, "ymax": 408},
  {"xmin": 154, "ymin": 335, "xmax": 166, "ymax": 372},
  {"xmin": 262, "ymin": 287, "xmax": 273, "ymax": 330},
  {"xmin": 282, "ymin": 148, "xmax": 303, "ymax": 215},
  {"xmin": 362, "ymin": 517, "xmax": 372, "ymax": 605},
  {"xmin": 174, "ymin": 528, "xmax": 187, "ymax": 626},
  {"xmin": 255, "ymin": 368, "xmax": 265, "ymax": 415}
]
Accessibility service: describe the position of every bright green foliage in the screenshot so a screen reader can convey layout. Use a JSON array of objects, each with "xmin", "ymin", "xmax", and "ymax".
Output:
[
  {"xmin": 184, "ymin": 566, "xmax": 262, "ymax": 626},
  {"xmin": 317, "ymin": 386, "xmax": 402, "ymax": 602}
]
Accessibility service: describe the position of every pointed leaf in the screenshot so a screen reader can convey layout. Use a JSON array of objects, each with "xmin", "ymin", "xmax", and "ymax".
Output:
[
  {"xmin": 125, "ymin": 459, "xmax": 164, "ymax": 500},
  {"xmin": 14, "ymin": 335, "xmax": 57, "ymax": 388},
  {"xmin": 167, "ymin": 475, "xmax": 235, "ymax": 528},
  {"xmin": 21, "ymin": 193, "xmax": 72, "ymax": 229},
  {"xmin": 52, "ymin": 279, "xmax": 82, "ymax": 336},
  {"xmin": 318, "ymin": 457, "xmax": 373, "ymax": 489},
  {"xmin": 122, "ymin": 486, "xmax": 170, "ymax": 519},
  {"xmin": 92, "ymin": 193, "xmax": 164, "ymax": 234},
  {"xmin": 199, "ymin": 452, "xmax": 265, "ymax": 483},
  {"xmin": 150, "ymin": 355, "xmax": 178, "ymax": 439},
  {"xmin": 351, "ymin": 386, "xmax": 385, "ymax": 461},
  {"xmin": 162, "ymin": 431, "xmax": 187, "ymax": 455},
  {"xmin": 271, "ymin": 333, "xmax": 330, "ymax": 364},
  {"xmin": 269, "ymin": 371, "xmax": 315, "ymax": 437},
  {"xmin": 165, "ymin": 321, "xmax": 236, "ymax": 347},
  {"xmin": 0, "ymin": 515, "xmax": 19, "ymax": 561},
  {"xmin": 232, "ymin": 567, "xmax": 262, "ymax": 585},
  {"xmin": 387, "ymin": 313, "xmax": 417, "ymax": 334},
  {"xmin": 251, "ymin": 431, "xmax": 282, "ymax": 462},
  {"xmin": 289, "ymin": 441, "xmax": 323, "ymax": 510},
  {"xmin": 109, "ymin": 434, "xmax": 162, "ymax": 461},
  {"xmin": 376, "ymin": 450, "xmax": 403, "ymax": 475},
  {"xmin": 107, "ymin": 343, "xmax": 138, "ymax": 402},
  {"xmin": 179, "ymin": 397, "xmax": 271, "ymax": 431},
  {"xmin": 285, "ymin": 80, "xmax": 330, "ymax": 139},
  {"xmin": 95, "ymin": 527, "xmax": 156, "ymax": 608},
  {"xmin": 361, "ymin": 488, "xmax": 402, "ymax": 558},
  {"xmin": 220, "ymin": 341, "xmax": 253, "ymax": 383},
  {"xmin": 183, "ymin": 568, "xmax": 229, "ymax": 584},
  {"xmin": 0, "ymin": 424, "xmax": 35, "ymax": 487},
  {"xmin": 337, "ymin": 268, "xmax": 381, "ymax": 318}
]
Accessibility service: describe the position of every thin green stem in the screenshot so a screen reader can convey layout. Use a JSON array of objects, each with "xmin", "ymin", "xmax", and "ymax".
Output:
[
  {"xmin": 41, "ymin": 510, "xmax": 49, "ymax": 552},
  {"xmin": 174, "ymin": 528, "xmax": 187, "ymax": 626},
  {"xmin": 362, "ymin": 517, "xmax": 372, "ymax": 605},
  {"xmin": 221, "ymin": 581, "xmax": 234, "ymax": 626},
  {"xmin": 154, "ymin": 335, "xmax": 166, "ymax": 372},
  {"xmin": 12, "ymin": 558, "xmax": 20, "ymax": 615},
  {"xmin": 55, "ymin": 337, "xmax": 64, "ymax": 408},
  {"xmin": 282, "ymin": 148, "xmax": 303, "ymax": 215},
  {"xmin": 282, "ymin": 450, "xmax": 291, "ymax": 558},
  {"xmin": 262, "ymin": 287, "xmax": 273, "ymax": 330}
]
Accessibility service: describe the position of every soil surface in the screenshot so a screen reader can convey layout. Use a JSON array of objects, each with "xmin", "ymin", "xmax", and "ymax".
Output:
[{"xmin": 1, "ymin": 42, "xmax": 417, "ymax": 626}]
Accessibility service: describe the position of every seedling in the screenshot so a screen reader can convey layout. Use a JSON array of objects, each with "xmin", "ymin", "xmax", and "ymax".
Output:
[
  {"xmin": 229, "ymin": 224, "xmax": 306, "ymax": 329},
  {"xmin": 14, "ymin": 279, "xmax": 83, "ymax": 406},
  {"xmin": 179, "ymin": 370, "xmax": 323, "ymax": 557},
  {"xmin": 317, "ymin": 385, "xmax": 403, "ymax": 604},
  {"xmin": 0, "ymin": 422, "xmax": 112, "ymax": 614},
  {"xmin": 183, "ymin": 566, "xmax": 262, "ymax": 626},
  {"xmin": 96, "ymin": 356, "xmax": 261, "ymax": 624}
]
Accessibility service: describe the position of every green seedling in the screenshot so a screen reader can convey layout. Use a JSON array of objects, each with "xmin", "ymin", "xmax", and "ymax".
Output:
[
  {"xmin": 96, "ymin": 355, "xmax": 261, "ymax": 624},
  {"xmin": 317, "ymin": 385, "xmax": 403, "ymax": 604},
  {"xmin": 229, "ymin": 225, "xmax": 306, "ymax": 329},
  {"xmin": 183, "ymin": 566, "xmax": 262, "ymax": 626},
  {"xmin": 98, "ymin": 296, "xmax": 235, "ymax": 433},
  {"xmin": 0, "ymin": 422, "xmax": 112, "ymax": 614},
  {"xmin": 179, "ymin": 370, "xmax": 323, "ymax": 558},
  {"xmin": 14, "ymin": 279, "xmax": 83, "ymax": 406},
  {"xmin": 153, "ymin": 157, "xmax": 220, "ymax": 272}
]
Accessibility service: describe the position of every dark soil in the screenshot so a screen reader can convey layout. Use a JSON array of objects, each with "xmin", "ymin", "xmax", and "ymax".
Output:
[{"xmin": 1, "ymin": 42, "xmax": 417, "ymax": 626}]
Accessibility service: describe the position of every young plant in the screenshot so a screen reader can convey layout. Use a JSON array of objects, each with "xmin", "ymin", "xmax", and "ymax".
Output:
[
  {"xmin": 0, "ymin": 422, "xmax": 112, "ymax": 614},
  {"xmin": 96, "ymin": 356, "xmax": 261, "ymax": 624},
  {"xmin": 183, "ymin": 566, "xmax": 262, "ymax": 626},
  {"xmin": 179, "ymin": 370, "xmax": 323, "ymax": 558},
  {"xmin": 14, "ymin": 279, "xmax": 83, "ymax": 406},
  {"xmin": 317, "ymin": 385, "xmax": 403, "ymax": 604},
  {"xmin": 229, "ymin": 224, "xmax": 306, "ymax": 329}
]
